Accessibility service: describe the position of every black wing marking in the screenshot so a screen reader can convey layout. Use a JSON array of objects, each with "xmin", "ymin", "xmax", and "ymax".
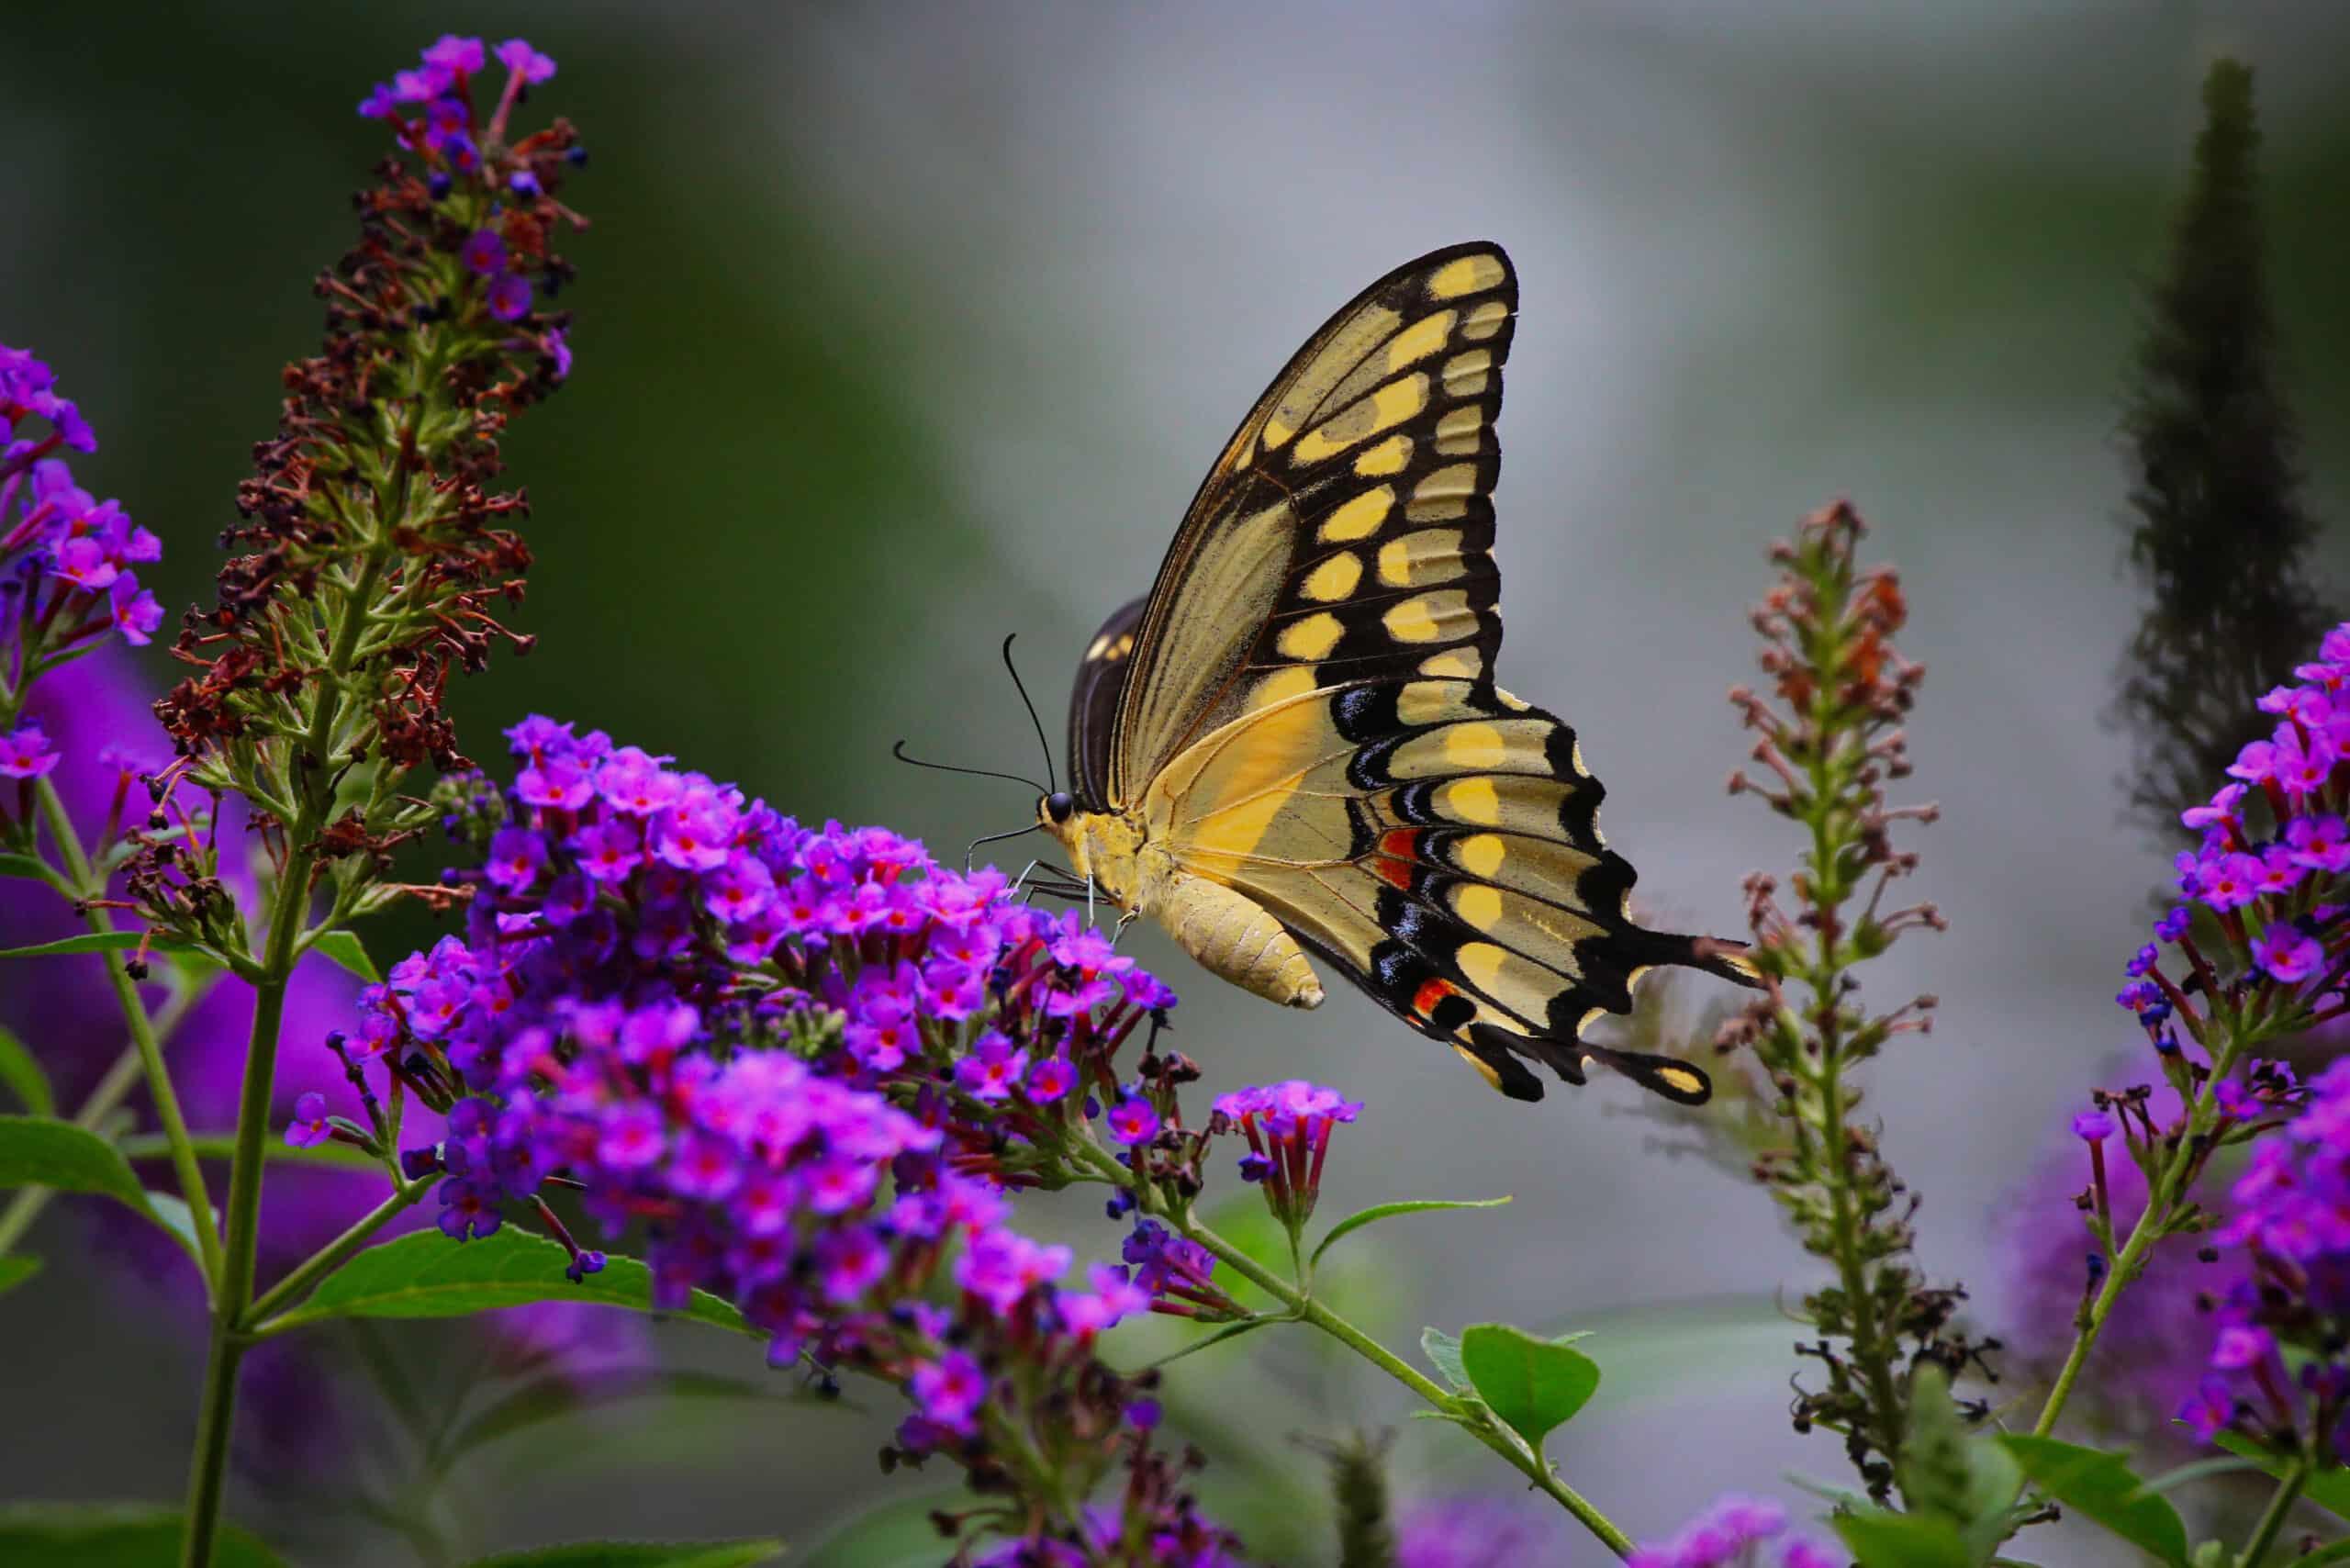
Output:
[{"xmin": 1068, "ymin": 595, "xmax": 1147, "ymax": 811}]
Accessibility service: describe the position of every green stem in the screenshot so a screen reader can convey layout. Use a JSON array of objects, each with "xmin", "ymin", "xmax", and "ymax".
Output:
[
  {"xmin": 32, "ymin": 777, "xmax": 223, "ymax": 1286},
  {"xmin": 0, "ymin": 980, "xmax": 211, "ymax": 1256},
  {"xmin": 181, "ymin": 537, "xmax": 396, "ymax": 1568},
  {"xmin": 2237, "ymin": 1454, "xmax": 2308, "ymax": 1567},
  {"xmin": 2031, "ymin": 1025, "xmax": 2246, "ymax": 1439},
  {"xmin": 1069, "ymin": 1138, "xmax": 1632, "ymax": 1557},
  {"xmin": 246, "ymin": 1182, "xmax": 424, "ymax": 1332}
]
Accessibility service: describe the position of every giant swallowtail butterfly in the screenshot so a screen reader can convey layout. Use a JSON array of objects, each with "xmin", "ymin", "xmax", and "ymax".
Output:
[{"xmin": 1035, "ymin": 242, "xmax": 1755, "ymax": 1104}]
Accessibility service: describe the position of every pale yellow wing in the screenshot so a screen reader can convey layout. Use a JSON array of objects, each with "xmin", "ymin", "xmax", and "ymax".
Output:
[{"xmin": 1106, "ymin": 244, "xmax": 1517, "ymax": 806}]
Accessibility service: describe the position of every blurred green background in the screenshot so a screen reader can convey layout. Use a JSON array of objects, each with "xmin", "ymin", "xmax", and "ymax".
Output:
[{"xmin": 5, "ymin": 4, "xmax": 2350, "ymax": 1563}]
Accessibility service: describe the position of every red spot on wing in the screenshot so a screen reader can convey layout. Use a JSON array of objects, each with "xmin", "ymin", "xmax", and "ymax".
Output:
[
  {"xmin": 1412, "ymin": 977, "xmax": 1456, "ymax": 1019},
  {"xmin": 1370, "ymin": 827, "xmax": 1420, "ymax": 889},
  {"xmin": 1380, "ymin": 828, "xmax": 1420, "ymax": 860},
  {"xmin": 1373, "ymin": 856, "xmax": 1414, "ymax": 889}
]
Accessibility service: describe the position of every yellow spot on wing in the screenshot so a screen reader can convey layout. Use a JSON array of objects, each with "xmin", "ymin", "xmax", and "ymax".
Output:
[
  {"xmin": 1435, "ymin": 406, "xmax": 1484, "ymax": 454},
  {"xmin": 1292, "ymin": 375, "xmax": 1428, "ymax": 465},
  {"xmin": 1354, "ymin": 434, "xmax": 1411, "ymax": 476},
  {"xmin": 1429, "ymin": 252, "xmax": 1507, "ymax": 300},
  {"xmin": 1443, "ymin": 348, "xmax": 1493, "ymax": 389},
  {"xmin": 1458, "ymin": 834, "xmax": 1505, "ymax": 877},
  {"xmin": 1418, "ymin": 648, "xmax": 1483, "ymax": 679},
  {"xmin": 1456, "ymin": 940, "xmax": 1510, "ymax": 991},
  {"xmin": 1461, "ymin": 299, "xmax": 1509, "ymax": 339},
  {"xmin": 1659, "ymin": 1066, "xmax": 1705, "ymax": 1095},
  {"xmin": 1384, "ymin": 598, "xmax": 1438, "ymax": 643},
  {"xmin": 1263, "ymin": 416, "xmax": 1293, "ymax": 449},
  {"xmin": 1382, "ymin": 589, "xmax": 1471, "ymax": 644},
  {"xmin": 1444, "ymin": 722, "xmax": 1507, "ymax": 769},
  {"xmin": 1440, "ymin": 777, "xmax": 1501, "ymax": 824},
  {"xmin": 1494, "ymin": 687, "xmax": 1529, "ymax": 711},
  {"xmin": 1396, "ymin": 679, "xmax": 1471, "ymax": 727},
  {"xmin": 1317, "ymin": 487, "xmax": 1393, "ymax": 543},
  {"xmin": 1454, "ymin": 883, "xmax": 1503, "ymax": 929},
  {"xmin": 1300, "ymin": 552, "xmax": 1363, "ymax": 602},
  {"xmin": 1385, "ymin": 310, "xmax": 1456, "ymax": 373},
  {"xmin": 1377, "ymin": 528, "xmax": 1465, "ymax": 588},
  {"xmin": 1276, "ymin": 611, "xmax": 1345, "ymax": 661}
]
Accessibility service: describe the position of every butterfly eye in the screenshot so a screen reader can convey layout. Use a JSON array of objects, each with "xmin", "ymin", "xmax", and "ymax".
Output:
[{"xmin": 1043, "ymin": 790, "xmax": 1077, "ymax": 823}]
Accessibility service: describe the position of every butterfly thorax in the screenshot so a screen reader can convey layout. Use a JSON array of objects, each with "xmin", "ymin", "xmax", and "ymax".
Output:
[{"xmin": 1039, "ymin": 801, "xmax": 1325, "ymax": 1011}]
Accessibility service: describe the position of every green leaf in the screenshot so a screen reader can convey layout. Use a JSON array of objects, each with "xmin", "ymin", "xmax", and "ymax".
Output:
[
  {"xmin": 1993, "ymin": 1436, "xmax": 2188, "ymax": 1565},
  {"xmin": 457, "ymin": 1540, "xmax": 783, "ymax": 1568},
  {"xmin": 438, "ymin": 1369, "xmax": 798, "ymax": 1472},
  {"xmin": 1421, "ymin": 1327, "xmax": 1471, "ymax": 1393},
  {"xmin": 265, "ymin": 1227, "xmax": 753, "ymax": 1337},
  {"xmin": 0, "ymin": 1255, "xmax": 40, "ymax": 1295},
  {"xmin": 1897, "ymin": 1364, "xmax": 2022, "ymax": 1558},
  {"xmin": 1457, "ymin": 1323, "xmax": 1600, "ymax": 1453},
  {"xmin": 1308, "ymin": 1195, "xmax": 1509, "ymax": 1267},
  {"xmin": 2210, "ymin": 1430, "xmax": 2350, "ymax": 1519},
  {"xmin": 0, "ymin": 1502, "xmax": 287, "ymax": 1566},
  {"xmin": 0, "ymin": 930, "xmax": 193, "ymax": 959},
  {"xmin": 0, "ymin": 852, "xmax": 57, "ymax": 883},
  {"xmin": 308, "ymin": 928, "xmax": 381, "ymax": 982},
  {"xmin": 0, "ymin": 1025, "xmax": 54, "ymax": 1116},
  {"xmin": 0, "ymin": 1115, "xmax": 209, "ymax": 1264},
  {"xmin": 1834, "ymin": 1508, "xmax": 1974, "ymax": 1568}
]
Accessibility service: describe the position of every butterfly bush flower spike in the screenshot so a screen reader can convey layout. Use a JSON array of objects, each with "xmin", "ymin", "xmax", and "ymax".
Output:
[
  {"xmin": 347, "ymin": 718, "xmax": 1240, "ymax": 1562},
  {"xmin": 1214, "ymin": 1080, "xmax": 1360, "ymax": 1234},
  {"xmin": 2031, "ymin": 620, "xmax": 2350, "ymax": 1444},
  {"xmin": 1716, "ymin": 501, "xmax": 1974, "ymax": 1496},
  {"xmin": 144, "ymin": 31, "xmax": 588, "ymax": 952}
]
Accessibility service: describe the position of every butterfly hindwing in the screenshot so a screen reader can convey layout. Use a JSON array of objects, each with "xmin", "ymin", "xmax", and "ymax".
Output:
[
  {"xmin": 1143, "ymin": 668, "xmax": 1732, "ymax": 1102},
  {"xmin": 1108, "ymin": 243, "xmax": 1516, "ymax": 804}
]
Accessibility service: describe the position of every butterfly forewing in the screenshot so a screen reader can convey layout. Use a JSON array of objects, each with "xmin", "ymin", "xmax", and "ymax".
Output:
[
  {"xmin": 1107, "ymin": 243, "xmax": 1517, "ymax": 805},
  {"xmin": 1069, "ymin": 595, "xmax": 1146, "ymax": 810}
]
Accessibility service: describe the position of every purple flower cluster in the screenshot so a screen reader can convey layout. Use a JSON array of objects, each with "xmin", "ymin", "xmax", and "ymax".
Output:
[
  {"xmin": 2119, "ymin": 623, "xmax": 2350, "ymax": 1039},
  {"xmin": 343, "ymin": 716, "xmax": 1239, "ymax": 1562},
  {"xmin": 2182, "ymin": 1056, "xmax": 2350, "ymax": 1450},
  {"xmin": 1213, "ymin": 1080, "xmax": 1361, "ymax": 1228},
  {"xmin": 2, "ymin": 654, "xmax": 644, "ymax": 1483},
  {"xmin": 1392, "ymin": 1498, "xmax": 1551, "ymax": 1568},
  {"xmin": 355, "ymin": 34, "xmax": 573, "ymax": 336},
  {"xmin": 1625, "ymin": 1495, "xmax": 1833, "ymax": 1568},
  {"xmin": 0, "ymin": 342, "xmax": 161, "ymax": 724}
]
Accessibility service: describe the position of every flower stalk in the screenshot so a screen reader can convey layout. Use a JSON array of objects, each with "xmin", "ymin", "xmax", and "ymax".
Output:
[{"xmin": 1719, "ymin": 501, "xmax": 1974, "ymax": 1501}]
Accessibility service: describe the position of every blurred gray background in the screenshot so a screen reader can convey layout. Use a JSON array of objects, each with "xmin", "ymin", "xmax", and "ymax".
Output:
[{"xmin": 5, "ymin": 2, "xmax": 2349, "ymax": 1562}]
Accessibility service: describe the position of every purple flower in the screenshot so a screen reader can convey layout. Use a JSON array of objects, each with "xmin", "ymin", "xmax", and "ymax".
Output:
[
  {"xmin": 2254, "ymin": 924, "xmax": 2324, "ymax": 983},
  {"xmin": 0, "ymin": 722, "xmax": 60, "ymax": 779},
  {"xmin": 1625, "ymin": 1494, "xmax": 1827, "ymax": 1568},
  {"xmin": 487, "ymin": 273, "xmax": 532, "ymax": 322},
  {"xmin": 437, "ymin": 1179, "xmax": 502, "ymax": 1240},
  {"xmin": 2071, "ymin": 1110, "xmax": 2114, "ymax": 1141},
  {"xmin": 462, "ymin": 229, "xmax": 508, "ymax": 275},
  {"xmin": 910, "ymin": 1350, "xmax": 989, "ymax": 1434},
  {"xmin": 421, "ymin": 33, "xmax": 487, "ymax": 74},
  {"xmin": 1105, "ymin": 1095, "xmax": 1159, "ymax": 1146},
  {"xmin": 496, "ymin": 38, "xmax": 557, "ymax": 84},
  {"xmin": 1393, "ymin": 1500, "xmax": 1552, "ymax": 1568},
  {"xmin": 285, "ymin": 1092, "xmax": 333, "ymax": 1149}
]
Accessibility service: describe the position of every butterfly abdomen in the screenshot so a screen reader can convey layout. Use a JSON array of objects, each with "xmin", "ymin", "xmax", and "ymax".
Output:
[{"xmin": 1151, "ymin": 874, "xmax": 1326, "ymax": 1010}]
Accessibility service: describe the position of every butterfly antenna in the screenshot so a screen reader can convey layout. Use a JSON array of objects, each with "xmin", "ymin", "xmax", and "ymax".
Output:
[
  {"xmin": 1001, "ymin": 633, "xmax": 1059, "ymax": 796},
  {"xmin": 891, "ymin": 740, "xmax": 1049, "ymax": 797}
]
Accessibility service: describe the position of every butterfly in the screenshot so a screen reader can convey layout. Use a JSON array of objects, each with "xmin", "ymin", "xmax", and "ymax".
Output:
[{"xmin": 1034, "ymin": 242, "xmax": 1757, "ymax": 1104}]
